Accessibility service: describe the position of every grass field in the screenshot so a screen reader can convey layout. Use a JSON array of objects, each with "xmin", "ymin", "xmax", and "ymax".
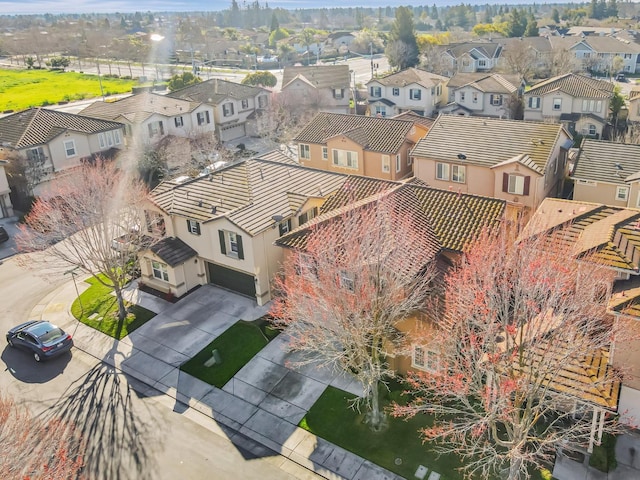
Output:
[{"xmin": 0, "ymin": 68, "xmax": 137, "ymax": 112}]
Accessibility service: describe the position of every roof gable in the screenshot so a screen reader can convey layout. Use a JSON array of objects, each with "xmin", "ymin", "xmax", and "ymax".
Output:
[
  {"xmin": 282, "ymin": 65, "xmax": 350, "ymax": 90},
  {"xmin": 167, "ymin": 78, "xmax": 268, "ymax": 104},
  {"xmin": 573, "ymin": 139, "xmax": 640, "ymax": 185},
  {"xmin": 527, "ymin": 73, "xmax": 614, "ymax": 99}
]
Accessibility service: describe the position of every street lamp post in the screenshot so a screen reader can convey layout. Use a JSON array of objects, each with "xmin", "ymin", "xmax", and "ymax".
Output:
[{"xmin": 64, "ymin": 267, "xmax": 84, "ymax": 318}]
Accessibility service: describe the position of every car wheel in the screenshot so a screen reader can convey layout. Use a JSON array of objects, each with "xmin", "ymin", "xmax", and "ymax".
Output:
[
  {"xmin": 33, "ymin": 352, "xmax": 41, "ymax": 362},
  {"xmin": 7, "ymin": 338, "xmax": 13, "ymax": 347}
]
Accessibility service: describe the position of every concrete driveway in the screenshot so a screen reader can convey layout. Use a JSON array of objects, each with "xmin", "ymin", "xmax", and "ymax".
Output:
[{"xmin": 0, "ymin": 216, "xmax": 20, "ymax": 260}]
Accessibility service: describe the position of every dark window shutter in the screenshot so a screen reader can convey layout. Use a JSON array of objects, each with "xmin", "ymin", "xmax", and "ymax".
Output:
[
  {"xmin": 186, "ymin": 219, "xmax": 190, "ymax": 232},
  {"xmin": 206, "ymin": 111, "xmax": 210, "ymax": 123},
  {"xmin": 490, "ymin": 94, "xmax": 494, "ymax": 104},
  {"xmin": 287, "ymin": 219, "xmax": 292, "ymax": 231},
  {"xmin": 148, "ymin": 124, "xmax": 153, "ymax": 137},
  {"xmin": 523, "ymin": 176, "xmax": 531, "ymax": 196},
  {"xmin": 237, "ymin": 235, "xmax": 244, "ymax": 260},
  {"xmin": 159, "ymin": 121, "xmax": 164, "ymax": 135},
  {"xmin": 218, "ymin": 230, "xmax": 226, "ymax": 254},
  {"xmin": 502, "ymin": 172, "xmax": 509, "ymax": 192},
  {"xmin": 195, "ymin": 222, "xmax": 201, "ymax": 235}
]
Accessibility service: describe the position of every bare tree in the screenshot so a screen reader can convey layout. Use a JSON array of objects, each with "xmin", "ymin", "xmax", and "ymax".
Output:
[
  {"xmin": 17, "ymin": 160, "xmax": 150, "ymax": 324},
  {"xmin": 547, "ymin": 48, "xmax": 580, "ymax": 77},
  {"xmin": 393, "ymin": 227, "xmax": 625, "ymax": 480},
  {"xmin": 499, "ymin": 41, "xmax": 538, "ymax": 82},
  {"xmin": 0, "ymin": 394, "xmax": 85, "ymax": 479},
  {"xmin": 271, "ymin": 194, "xmax": 438, "ymax": 430},
  {"xmin": 254, "ymin": 92, "xmax": 313, "ymax": 147}
]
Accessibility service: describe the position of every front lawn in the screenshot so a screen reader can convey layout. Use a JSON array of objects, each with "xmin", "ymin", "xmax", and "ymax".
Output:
[
  {"xmin": 180, "ymin": 318, "xmax": 278, "ymax": 387},
  {"xmin": 70, "ymin": 276, "xmax": 155, "ymax": 340}
]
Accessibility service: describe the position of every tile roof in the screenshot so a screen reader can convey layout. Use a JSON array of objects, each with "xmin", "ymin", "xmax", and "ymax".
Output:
[
  {"xmin": 368, "ymin": 68, "xmax": 447, "ymax": 88},
  {"xmin": 0, "ymin": 107, "xmax": 124, "ymax": 149},
  {"xmin": 572, "ymin": 139, "xmax": 640, "ymax": 184},
  {"xmin": 79, "ymin": 92, "xmax": 199, "ymax": 124},
  {"xmin": 411, "ymin": 115, "xmax": 567, "ymax": 171},
  {"xmin": 281, "ymin": 65, "xmax": 350, "ymax": 90},
  {"xmin": 526, "ymin": 73, "xmax": 614, "ymax": 99},
  {"xmin": 551, "ymin": 35, "xmax": 640, "ymax": 55},
  {"xmin": 149, "ymin": 158, "xmax": 348, "ymax": 236},
  {"xmin": 294, "ymin": 112, "xmax": 414, "ymax": 154},
  {"xmin": 150, "ymin": 236, "xmax": 198, "ymax": 267},
  {"xmin": 167, "ymin": 78, "xmax": 269, "ymax": 104},
  {"xmin": 446, "ymin": 72, "xmax": 521, "ymax": 94},
  {"xmin": 254, "ymin": 149, "xmax": 298, "ymax": 165},
  {"xmin": 629, "ymin": 88, "xmax": 640, "ymax": 101},
  {"xmin": 319, "ymin": 175, "xmax": 400, "ymax": 213},
  {"xmin": 391, "ymin": 111, "xmax": 435, "ymax": 129},
  {"xmin": 444, "ymin": 42, "xmax": 502, "ymax": 59}
]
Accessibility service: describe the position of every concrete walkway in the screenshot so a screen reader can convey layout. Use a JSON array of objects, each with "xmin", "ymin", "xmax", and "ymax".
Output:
[{"xmin": 30, "ymin": 278, "xmax": 402, "ymax": 480}]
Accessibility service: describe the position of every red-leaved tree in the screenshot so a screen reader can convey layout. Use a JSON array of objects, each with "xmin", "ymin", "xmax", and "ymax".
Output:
[
  {"xmin": 271, "ymin": 194, "xmax": 439, "ymax": 430},
  {"xmin": 393, "ymin": 227, "xmax": 626, "ymax": 479}
]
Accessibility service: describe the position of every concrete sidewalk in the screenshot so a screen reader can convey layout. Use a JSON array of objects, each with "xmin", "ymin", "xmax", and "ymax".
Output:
[{"xmin": 30, "ymin": 278, "xmax": 402, "ymax": 480}]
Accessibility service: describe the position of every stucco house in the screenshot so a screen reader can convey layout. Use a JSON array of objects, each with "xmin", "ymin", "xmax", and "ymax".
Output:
[
  {"xmin": 439, "ymin": 42, "xmax": 503, "ymax": 76},
  {"xmin": 411, "ymin": 115, "xmax": 573, "ymax": 219},
  {"xmin": 523, "ymin": 73, "xmax": 614, "ymax": 139},
  {"xmin": 629, "ymin": 87, "xmax": 640, "ymax": 124},
  {"xmin": 572, "ymin": 139, "xmax": 640, "ymax": 208},
  {"xmin": 548, "ymin": 35, "xmax": 640, "ymax": 74},
  {"xmin": 366, "ymin": 68, "xmax": 448, "ymax": 118},
  {"xmin": 280, "ymin": 65, "xmax": 351, "ymax": 115},
  {"xmin": 0, "ymin": 159, "xmax": 13, "ymax": 218}
]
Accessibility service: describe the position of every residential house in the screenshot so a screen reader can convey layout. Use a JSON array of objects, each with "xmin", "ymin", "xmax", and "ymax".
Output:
[
  {"xmin": 572, "ymin": 139, "xmax": 640, "ymax": 208},
  {"xmin": 280, "ymin": 65, "xmax": 351, "ymax": 115},
  {"xmin": 411, "ymin": 115, "xmax": 573, "ymax": 219},
  {"xmin": 0, "ymin": 159, "xmax": 13, "ymax": 218},
  {"xmin": 166, "ymin": 78, "xmax": 270, "ymax": 141},
  {"xmin": 439, "ymin": 72, "xmax": 524, "ymax": 118},
  {"xmin": 523, "ymin": 73, "xmax": 614, "ymax": 139},
  {"xmin": 366, "ymin": 68, "xmax": 448, "ymax": 118},
  {"xmin": 439, "ymin": 42, "xmax": 503, "ymax": 76},
  {"xmin": 548, "ymin": 35, "xmax": 640, "ymax": 74},
  {"xmin": 293, "ymin": 112, "xmax": 422, "ymax": 181},
  {"xmin": 0, "ymin": 108, "xmax": 125, "ymax": 197},
  {"xmin": 80, "ymin": 91, "xmax": 215, "ymax": 145},
  {"xmin": 138, "ymin": 155, "xmax": 354, "ymax": 305},
  {"xmin": 391, "ymin": 111, "xmax": 435, "ymax": 138},
  {"xmin": 629, "ymin": 87, "xmax": 640, "ymax": 124},
  {"xmin": 325, "ymin": 32, "xmax": 355, "ymax": 51}
]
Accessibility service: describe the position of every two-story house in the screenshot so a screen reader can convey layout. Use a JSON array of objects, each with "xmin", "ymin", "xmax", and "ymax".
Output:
[
  {"xmin": 523, "ymin": 73, "xmax": 614, "ymax": 139},
  {"xmin": 411, "ymin": 115, "xmax": 573, "ymax": 219},
  {"xmin": 166, "ymin": 79, "xmax": 270, "ymax": 141},
  {"xmin": 293, "ymin": 112, "xmax": 422, "ymax": 181},
  {"xmin": 629, "ymin": 87, "xmax": 640, "ymax": 124},
  {"xmin": 549, "ymin": 35, "xmax": 640, "ymax": 74},
  {"xmin": 439, "ymin": 42, "xmax": 503, "ymax": 76},
  {"xmin": 0, "ymin": 159, "xmax": 13, "ymax": 218},
  {"xmin": 0, "ymin": 108, "xmax": 125, "ymax": 198},
  {"xmin": 366, "ymin": 68, "xmax": 448, "ymax": 118},
  {"xmin": 572, "ymin": 139, "xmax": 640, "ymax": 208},
  {"xmin": 80, "ymin": 91, "xmax": 215, "ymax": 145},
  {"xmin": 439, "ymin": 72, "xmax": 524, "ymax": 118},
  {"xmin": 280, "ymin": 65, "xmax": 351, "ymax": 115}
]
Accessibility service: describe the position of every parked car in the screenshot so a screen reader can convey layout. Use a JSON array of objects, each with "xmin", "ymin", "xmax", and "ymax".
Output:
[
  {"xmin": 6, "ymin": 320, "xmax": 73, "ymax": 362},
  {"xmin": 615, "ymin": 73, "xmax": 627, "ymax": 82},
  {"xmin": 0, "ymin": 226, "xmax": 8, "ymax": 243}
]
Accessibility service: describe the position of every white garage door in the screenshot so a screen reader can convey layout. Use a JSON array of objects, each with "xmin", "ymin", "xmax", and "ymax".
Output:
[{"xmin": 219, "ymin": 124, "xmax": 246, "ymax": 142}]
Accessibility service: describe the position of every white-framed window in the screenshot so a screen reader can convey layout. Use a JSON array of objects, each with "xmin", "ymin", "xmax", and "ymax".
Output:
[
  {"xmin": 382, "ymin": 154, "xmax": 390, "ymax": 173},
  {"xmin": 241, "ymin": 99, "xmax": 249, "ymax": 109},
  {"xmin": 396, "ymin": 154, "xmax": 401, "ymax": 173},
  {"xmin": 452, "ymin": 164, "xmax": 466, "ymax": 183},
  {"xmin": 151, "ymin": 261, "xmax": 169, "ymax": 282},
  {"xmin": 63, "ymin": 140, "xmax": 76, "ymax": 157},
  {"xmin": 617, "ymin": 186, "xmax": 629, "ymax": 201},
  {"xmin": 460, "ymin": 91, "xmax": 465, "ymax": 102},
  {"xmin": 333, "ymin": 88, "xmax": 344, "ymax": 99},
  {"xmin": 410, "ymin": 88, "xmax": 421, "ymax": 100},
  {"xmin": 375, "ymin": 105, "xmax": 386, "ymax": 116},
  {"xmin": 258, "ymin": 96, "xmax": 268, "ymax": 108},
  {"xmin": 370, "ymin": 86, "xmax": 381, "ymax": 97},
  {"xmin": 528, "ymin": 96, "xmax": 540, "ymax": 109},
  {"xmin": 222, "ymin": 103, "xmax": 234, "ymax": 117},
  {"xmin": 99, "ymin": 130, "xmax": 122, "ymax": 149},
  {"xmin": 228, "ymin": 231, "xmax": 239, "ymax": 254},
  {"xmin": 197, "ymin": 111, "xmax": 211, "ymax": 125},
  {"xmin": 508, "ymin": 174, "xmax": 525, "ymax": 195},
  {"xmin": 299, "ymin": 144, "xmax": 310, "ymax": 160},
  {"xmin": 478, "ymin": 59, "xmax": 487, "ymax": 67},
  {"xmin": 491, "ymin": 94, "xmax": 502, "ymax": 106},
  {"xmin": 148, "ymin": 121, "xmax": 164, "ymax": 137},
  {"xmin": 187, "ymin": 219, "xmax": 201, "ymax": 235},
  {"xmin": 436, "ymin": 162, "xmax": 449, "ymax": 181},
  {"xmin": 175, "ymin": 116, "xmax": 184, "ymax": 127},
  {"xmin": 472, "ymin": 92, "xmax": 479, "ymax": 103},
  {"xmin": 27, "ymin": 146, "xmax": 46, "ymax": 163},
  {"xmin": 553, "ymin": 98, "xmax": 562, "ymax": 110},
  {"xmin": 339, "ymin": 270, "xmax": 355, "ymax": 292},
  {"xmin": 218, "ymin": 230, "xmax": 244, "ymax": 259},
  {"xmin": 588, "ymin": 124, "xmax": 597, "ymax": 136},
  {"xmin": 392, "ymin": 87, "xmax": 399, "ymax": 96},
  {"xmin": 278, "ymin": 219, "xmax": 292, "ymax": 236},
  {"xmin": 332, "ymin": 149, "xmax": 358, "ymax": 169},
  {"xmin": 298, "ymin": 206, "xmax": 318, "ymax": 225},
  {"xmin": 322, "ymin": 147, "xmax": 328, "ymax": 160},
  {"xmin": 412, "ymin": 346, "xmax": 438, "ymax": 372}
]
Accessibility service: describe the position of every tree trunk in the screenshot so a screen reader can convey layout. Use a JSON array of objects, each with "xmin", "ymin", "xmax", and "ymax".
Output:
[
  {"xmin": 508, "ymin": 456, "xmax": 523, "ymax": 480},
  {"xmin": 113, "ymin": 284, "xmax": 128, "ymax": 322},
  {"xmin": 369, "ymin": 379, "xmax": 383, "ymax": 427}
]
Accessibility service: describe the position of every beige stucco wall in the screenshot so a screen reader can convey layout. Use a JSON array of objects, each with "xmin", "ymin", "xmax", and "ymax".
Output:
[
  {"xmin": 413, "ymin": 159, "xmax": 495, "ymax": 197},
  {"xmin": 48, "ymin": 132, "xmax": 91, "ymax": 171},
  {"xmin": 573, "ymin": 180, "xmax": 629, "ymax": 207},
  {"xmin": 281, "ymin": 80, "xmax": 349, "ymax": 114},
  {"xmin": 491, "ymin": 163, "xmax": 542, "ymax": 211},
  {"xmin": 611, "ymin": 316, "xmax": 640, "ymax": 391},
  {"xmin": 629, "ymin": 99, "xmax": 640, "ymax": 124}
]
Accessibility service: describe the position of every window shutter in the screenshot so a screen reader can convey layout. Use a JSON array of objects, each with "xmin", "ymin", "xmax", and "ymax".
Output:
[
  {"xmin": 206, "ymin": 111, "xmax": 210, "ymax": 123},
  {"xmin": 159, "ymin": 121, "xmax": 164, "ymax": 135},
  {"xmin": 218, "ymin": 230, "xmax": 226, "ymax": 254},
  {"xmin": 186, "ymin": 219, "xmax": 190, "ymax": 232},
  {"xmin": 523, "ymin": 176, "xmax": 531, "ymax": 196},
  {"xmin": 236, "ymin": 235, "xmax": 244, "ymax": 260},
  {"xmin": 490, "ymin": 94, "xmax": 494, "ymax": 104},
  {"xmin": 195, "ymin": 222, "xmax": 201, "ymax": 235},
  {"xmin": 148, "ymin": 124, "xmax": 154, "ymax": 137},
  {"xmin": 502, "ymin": 173, "xmax": 509, "ymax": 192}
]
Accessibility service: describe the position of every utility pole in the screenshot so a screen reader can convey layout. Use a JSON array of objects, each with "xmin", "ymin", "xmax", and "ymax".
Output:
[{"xmin": 370, "ymin": 42, "xmax": 374, "ymax": 79}]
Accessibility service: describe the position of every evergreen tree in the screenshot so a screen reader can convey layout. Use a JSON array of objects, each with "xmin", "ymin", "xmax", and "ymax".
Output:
[
  {"xmin": 524, "ymin": 15, "xmax": 538, "ymax": 37},
  {"xmin": 387, "ymin": 6, "xmax": 419, "ymax": 70},
  {"xmin": 607, "ymin": 0, "xmax": 618, "ymax": 17},
  {"xmin": 270, "ymin": 12, "xmax": 279, "ymax": 32},
  {"xmin": 551, "ymin": 8, "xmax": 560, "ymax": 23},
  {"xmin": 431, "ymin": 4, "xmax": 438, "ymax": 20}
]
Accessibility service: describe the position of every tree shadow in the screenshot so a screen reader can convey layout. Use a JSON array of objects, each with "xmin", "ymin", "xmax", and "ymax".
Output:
[{"xmin": 41, "ymin": 360, "xmax": 159, "ymax": 480}]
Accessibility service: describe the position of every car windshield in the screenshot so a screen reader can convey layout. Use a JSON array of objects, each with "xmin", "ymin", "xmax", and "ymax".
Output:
[{"xmin": 30, "ymin": 322, "xmax": 64, "ymax": 343}]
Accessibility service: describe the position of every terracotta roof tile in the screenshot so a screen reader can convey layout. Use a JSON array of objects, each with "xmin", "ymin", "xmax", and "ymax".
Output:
[
  {"xmin": 527, "ymin": 73, "xmax": 614, "ymax": 99},
  {"xmin": 167, "ymin": 78, "xmax": 268, "ymax": 104},
  {"xmin": 282, "ymin": 65, "xmax": 350, "ymax": 90},
  {"xmin": 368, "ymin": 67, "xmax": 448, "ymax": 88},
  {"xmin": 573, "ymin": 139, "xmax": 640, "ymax": 184},
  {"xmin": 79, "ymin": 91, "xmax": 200, "ymax": 122},
  {"xmin": 150, "ymin": 237, "xmax": 198, "ymax": 267}
]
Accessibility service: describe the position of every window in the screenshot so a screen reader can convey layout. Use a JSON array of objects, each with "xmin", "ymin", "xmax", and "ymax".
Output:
[
  {"xmin": 332, "ymin": 149, "xmax": 358, "ymax": 169},
  {"xmin": 392, "ymin": 87, "xmax": 400, "ymax": 96},
  {"xmin": 151, "ymin": 261, "xmax": 169, "ymax": 282},
  {"xmin": 370, "ymin": 86, "xmax": 381, "ymax": 97},
  {"xmin": 298, "ymin": 207, "xmax": 318, "ymax": 225},
  {"xmin": 27, "ymin": 146, "xmax": 46, "ymax": 163},
  {"xmin": 374, "ymin": 105, "xmax": 386, "ymax": 117},
  {"xmin": 382, "ymin": 154, "xmax": 390, "ymax": 173},
  {"xmin": 258, "ymin": 96, "xmax": 268, "ymax": 108},
  {"xmin": 322, "ymin": 147, "xmax": 328, "ymax": 160},
  {"xmin": 503, "ymin": 173, "xmax": 531, "ymax": 196},
  {"xmin": 241, "ymin": 99, "xmax": 249, "ymax": 109},
  {"xmin": 478, "ymin": 59, "xmax": 487, "ymax": 67},
  {"xmin": 588, "ymin": 124, "xmax": 597, "ymax": 136},
  {"xmin": 582, "ymin": 100, "xmax": 603, "ymax": 113},
  {"xmin": 218, "ymin": 230, "xmax": 244, "ymax": 259},
  {"xmin": 617, "ymin": 186, "xmax": 629, "ymax": 201},
  {"xmin": 339, "ymin": 270, "xmax": 355, "ymax": 292},
  {"xmin": 197, "ymin": 111, "xmax": 211, "ymax": 125},
  {"xmin": 299, "ymin": 144, "xmax": 310, "ymax": 160},
  {"xmin": 148, "ymin": 121, "xmax": 164, "ymax": 137},
  {"xmin": 63, "ymin": 140, "xmax": 76, "ymax": 157},
  {"xmin": 491, "ymin": 94, "xmax": 502, "ymax": 106},
  {"xmin": 410, "ymin": 88, "xmax": 421, "ymax": 100},
  {"xmin": 452, "ymin": 165, "xmax": 466, "ymax": 183},
  {"xmin": 333, "ymin": 88, "xmax": 344, "ymax": 99},
  {"xmin": 144, "ymin": 210, "xmax": 165, "ymax": 236},
  {"xmin": 528, "ymin": 96, "xmax": 540, "ymax": 109},
  {"xmin": 174, "ymin": 116, "xmax": 184, "ymax": 127},
  {"xmin": 278, "ymin": 219, "xmax": 292, "ymax": 236},
  {"xmin": 436, "ymin": 162, "xmax": 449, "ymax": 181},
  {"xmin": 472, "ymin": 92, "xmax": 479, "ymax": 103},
  {"xmin": 187, "ymin": 219, "xmax": 201, "ymax": 235},
  {"xmin": 396, "ymin": 154, "xmax": 401, "ymax": 173},
  {"xmin": 459, "ymin": 92, "xmax": 465, "ymax": 102},
  {"xmin": 412, "ymin": 346, "xmax": 438, "ymax": 371},
  {"xmin": 553, "ymin": 98, "xmax": 562, "ymax": 111},
  {"xmin": 222, "ymin": 103, "xmax": 234, "ymax": 117},
  {"xmin": 624, "ymin": 53, "xmax": 632, "ymax": 59}
]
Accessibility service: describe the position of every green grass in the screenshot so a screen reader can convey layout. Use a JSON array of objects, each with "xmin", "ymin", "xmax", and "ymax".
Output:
[
  {"xmin": 70, "ymin": 275, "xmax": 155, "ymax": 340},
  {"xmin": 0, "ymin": 68, "xmax": 136, "ymax": 111},
  {"xmin": 589, "ymin": 432, "xmax": 617, "ymax": 472},
  {"xmin": 180, "ymin": 318, "xmax": 278, "ymax": 387}
]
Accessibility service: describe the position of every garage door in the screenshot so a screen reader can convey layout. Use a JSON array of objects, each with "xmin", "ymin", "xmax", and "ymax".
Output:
[
  {"xmin": 207, "ymin": 262, "xmax": 256, "ymax": 298},
  {"xmin": 219, "ymin": 124, "xmax": 246, "ymax": 142}
]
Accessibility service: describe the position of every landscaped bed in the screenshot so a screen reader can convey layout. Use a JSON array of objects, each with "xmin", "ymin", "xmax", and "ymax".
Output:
[
  {"xmin": 71, "ymin": 276, "xmax": 155, "ymax": 340},
  {"xmin": 180, "ymin": 318, "xmax": 279, "ymax": 388}
]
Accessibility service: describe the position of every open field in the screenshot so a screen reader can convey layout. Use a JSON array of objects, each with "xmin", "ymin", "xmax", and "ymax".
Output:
[{"xmin": 0, "ymin": 68, "xmax": 136, "ymax": 112}]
